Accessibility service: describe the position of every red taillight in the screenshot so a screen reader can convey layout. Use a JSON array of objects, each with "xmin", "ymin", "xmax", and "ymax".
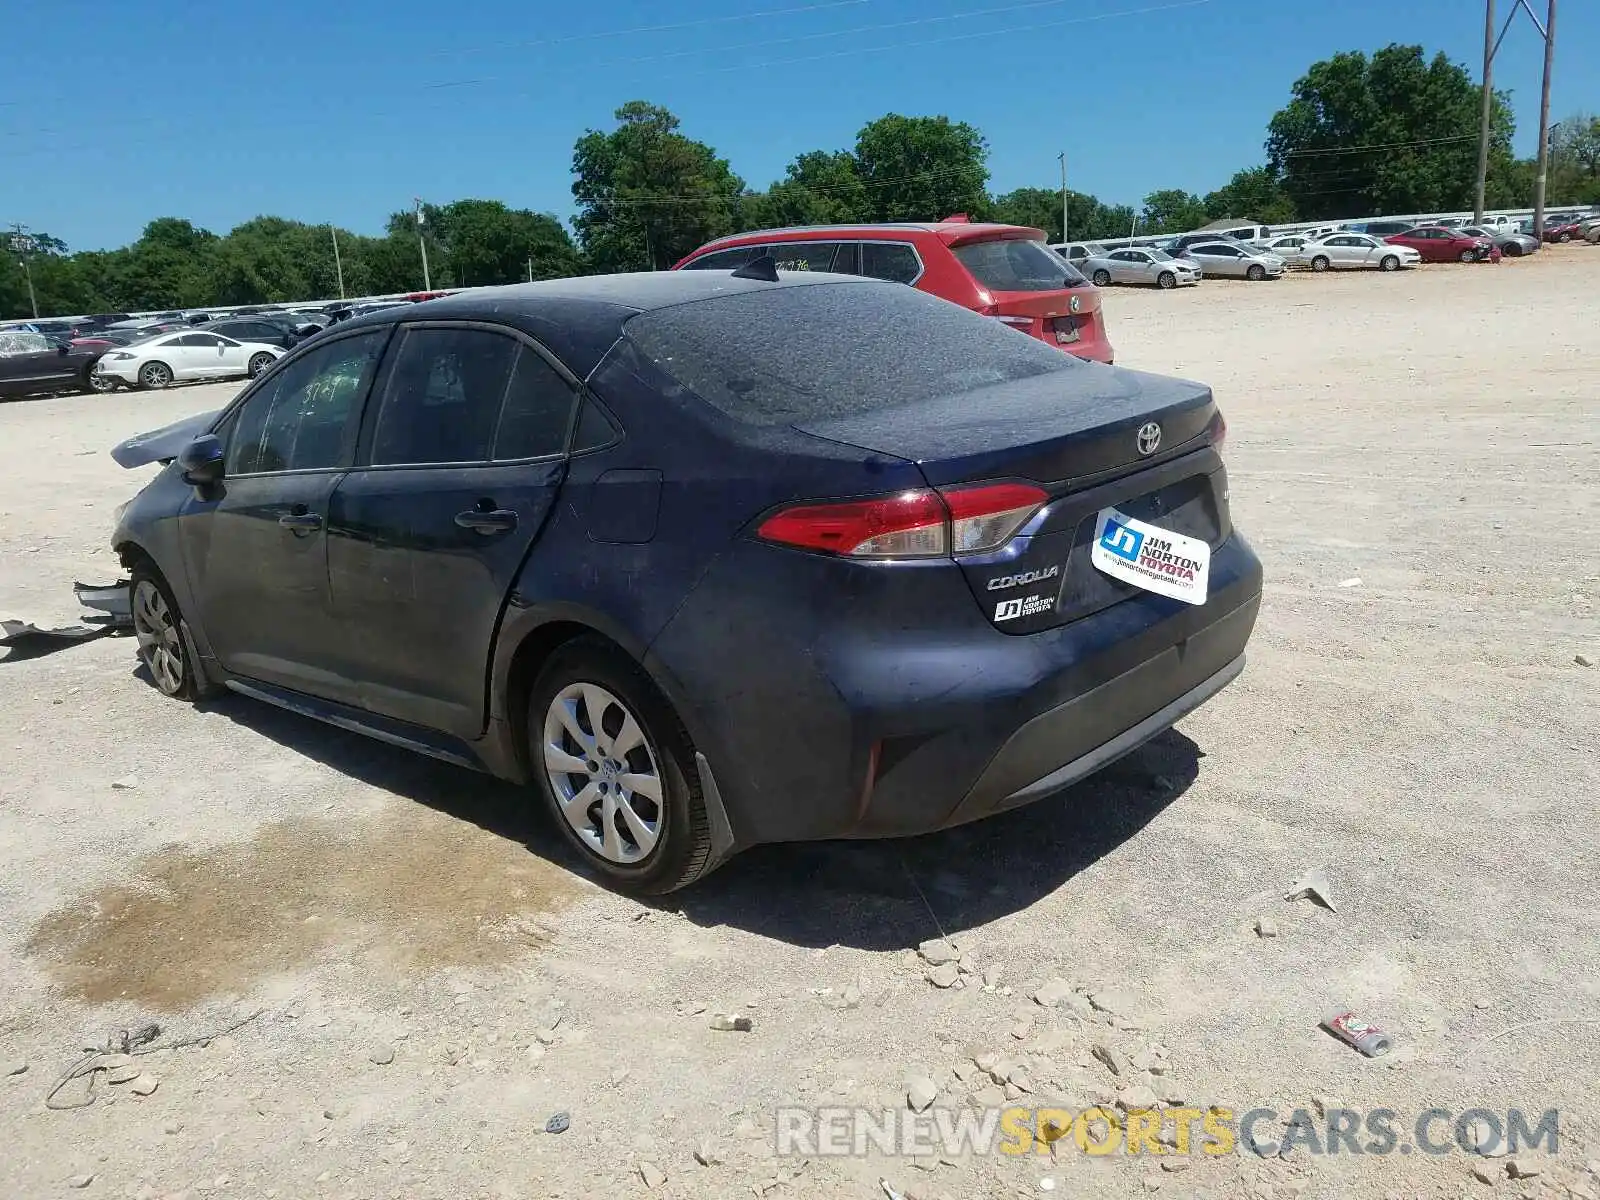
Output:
[
  {"xmin": 1211, "ymin": 410, "xmax": 1228, "ymax": 452},
  {"xmin": 941, "ymin": 482, "xmax": 1049, "ymax": 554},
  {"xmin": 757, "ymin": 490, "xmax": 948, "ymax": 558},
  {"xmin": 975, "ymin": 302, "xmax": 1034, "ymax": 331},
  {"xmin": 757, "ymin": 483, "xmax": 1048, "ymax": 559}
]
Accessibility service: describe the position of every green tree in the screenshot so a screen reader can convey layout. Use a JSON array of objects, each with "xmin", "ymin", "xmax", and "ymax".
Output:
[
  {"xmin": 853, "ymin": 114, "xmax": 988, "ymax": 222},
  {"xmin": 1267, "ymin": 44, "xmax": 1517, "ymax": 219},
  {"xmin": 743, "ymin": 151, "xmax": 870, "ymax": 229},
  {"xmin": 1203, "ymin": 166, "xmax": 1296, "ymax": 224},
  {"xmin": 1549, "ymin": 112, "xmax": 1600, "ymax": 205},
  {"xmin": 572, "ymin": 101, "xmax": 744, "ymax": 272},
  {"xmin": 1139, "ymin": 189, "xmax": 1208, "ymax": 234}
]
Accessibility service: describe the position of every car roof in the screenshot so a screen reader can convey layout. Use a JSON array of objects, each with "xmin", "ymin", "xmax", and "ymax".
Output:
[
  {"xmin": 688, "ymin": 220, "xmax": 1045, "ymax": 255},
  {"xmin": 328, "ymin": 270, "xmax": 882, "ymax": 379}
]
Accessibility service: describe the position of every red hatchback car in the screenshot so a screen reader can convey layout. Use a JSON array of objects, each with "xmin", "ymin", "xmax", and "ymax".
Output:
[
  {"xmin": 1384, "ymin": 226, "xmax": 1493, "ymax": 263},
  {"xmin": 674, "ymin": 218, "xmax": 1113, "ymax": 364}
]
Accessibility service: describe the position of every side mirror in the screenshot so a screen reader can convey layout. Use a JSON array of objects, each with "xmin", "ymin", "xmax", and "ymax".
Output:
[
  {"xmin": 58, "ymin": 341, "xmax": 71, "ymax": 354},
  {"xmin": 178, "ymin": 434, "xmax": 225, "ymax": 487}
]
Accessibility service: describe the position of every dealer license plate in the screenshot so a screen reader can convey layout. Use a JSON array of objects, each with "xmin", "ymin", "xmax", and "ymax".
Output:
[{"xmin": 1090, "ymin": 508, "xmax": 1210, "ymax": 606}]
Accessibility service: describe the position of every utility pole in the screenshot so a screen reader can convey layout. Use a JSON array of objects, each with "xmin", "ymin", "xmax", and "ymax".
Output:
[
  {"xmin": 329, "ymin": 226, "xmax": 346, "ymax": 299},
  {"xmin": 1058, "ymin": 151, "xmax": 1069, "ymax": 243},
  {"xmin": 413, "ymin": 197, "xmax": 432, "ymax": 292},
  {"xmin": 9, "ymin": 224, "xmax": 39, "ymax": 318},
  {"xmin": 1474, "ymin": 0, "xmax": 1495, "ymax": 221},
  {"xmin": 1532, "ymin": 0, "xmax": 1557, "ymax": 241},
  {"xmin": 527, "ymin": 256, "xmax": 534, "ymax": 283}
]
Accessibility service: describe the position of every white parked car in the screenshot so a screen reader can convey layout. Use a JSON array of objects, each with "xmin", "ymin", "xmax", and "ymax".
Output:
[
  {"xmin": 1181, "ymin": 241, "xmax": 1285, "ymax": 280},
  {"xmin": 1081, "ymin": 246, "xmax": 1201, "ymax": 289},
  {"xmin": 1296, "ymin": 233, "xmax": 1421, "ymax": 273},
  {"xmin": 92, "ymin": 330, "xmax": 285, "ymax": 390}
]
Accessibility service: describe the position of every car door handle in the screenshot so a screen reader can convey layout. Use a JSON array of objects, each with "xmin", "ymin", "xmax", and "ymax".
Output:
[
  {"xmin": 455, "ymin": 507, "xmax": 518, "ymax": 534},
  {"xmin": 278, "ymin": 512, "xmax": 323, "ymax": 532}
]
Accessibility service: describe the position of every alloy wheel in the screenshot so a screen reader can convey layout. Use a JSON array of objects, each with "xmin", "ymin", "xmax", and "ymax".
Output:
[
  {"xmin": 141, "ymin": 362, "xmax": 171, "ymax": 388},
  {"xmin": 248, "ymin": 353, "xmax": 273, "ymax": 378},
  {"xmin": 542, "ymin": 682, "xmax": 664, "ymax": 865},
  {"xmin": 132, "ymin": 579, "xmax": 185, "ymax": 695}
]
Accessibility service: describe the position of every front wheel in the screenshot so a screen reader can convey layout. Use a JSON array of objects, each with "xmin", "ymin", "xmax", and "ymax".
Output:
[
  {"xmin": 1311, "ymin": 255, "xmax": 1331, "ymax": 273},
  {"xmin": 138, "ymin": 360, "xmax": 172, "ymax": 389},
  {"xmin": 1459, "ymin": 249, "xmax": 1476, "ymax": 263},
  {"xmin": 1156, "ymin": 271, "xmax": 1176, "ymax": 290},
  {"xmin": 86, "ymin": 370, "xmax": 118, "ymax": 393},
  {"xmin": 528, "ymin": 637, "xmax": 713, "ymax": 894},
  {"xmin": 1246, "ymin": 263, "xmax": 1266, "ymax": 281},
  {"xmin": 1557, "ymin": 232, "xmax": 1573, "ymax": 243},
  {"xmin": 130, "ymin": 567, "xmax": 203, "ymax": 700},
  {"xmin": 1379, "ymin": 255, "xmax": 1399, "ymax": 272},
  {"xmin": 247, "ymin": 352, "xmax": 275, "ymax": 378},
  {"xmin": 1092, "ymin": 269, "xmax": 1111, "ymax": 287}
]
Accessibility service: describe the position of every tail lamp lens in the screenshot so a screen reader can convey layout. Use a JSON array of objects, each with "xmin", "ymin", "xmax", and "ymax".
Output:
[{"xmin": 757, "ymin": 482, "xmax": 1048, "ymax": 559}]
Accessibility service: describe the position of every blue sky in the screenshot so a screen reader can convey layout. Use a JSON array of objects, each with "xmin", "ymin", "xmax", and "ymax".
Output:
[{"xmin": 3, "ymin": 0, "xmax": 1592, "ymax": 250}]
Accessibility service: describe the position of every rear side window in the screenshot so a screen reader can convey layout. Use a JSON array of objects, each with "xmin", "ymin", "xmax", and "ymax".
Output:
[
  {"xmin": 493, "ymin": 349, "xmax": 578, "ymax": 460},
  {"xmin": 371, "ymin": 327, "xmax": 519, "ymax": 465},
  {"xmin": 625, "ymin": 281, "xmax": 1075, "ymax": 428},
  {"xmin": 860, "ymin": 242, "xmax": 921, "ymax": 284},
  {"xmin": 952, "ymin": 239, "xmax": 1087, "ymax": 290}
]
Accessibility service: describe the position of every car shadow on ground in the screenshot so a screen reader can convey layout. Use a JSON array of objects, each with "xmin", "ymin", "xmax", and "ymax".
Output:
[{"xmin": 195, "ymin": 680, "xmax": 1199, "ymax": 951}]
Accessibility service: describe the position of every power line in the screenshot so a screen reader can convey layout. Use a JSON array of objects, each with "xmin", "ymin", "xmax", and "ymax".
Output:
[{"xmin": 1280, "ymin": 133, "xmax": 1480, "ymax": 158}]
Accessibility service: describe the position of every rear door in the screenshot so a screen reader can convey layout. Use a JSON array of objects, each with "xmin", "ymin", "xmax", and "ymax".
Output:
[{"xmin": 326, "ymin": 322, "xmax": 579, "ymax": 737}]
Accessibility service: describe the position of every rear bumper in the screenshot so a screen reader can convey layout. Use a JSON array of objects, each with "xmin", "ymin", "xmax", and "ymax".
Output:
[{"xmin": 647, "ymin": 529, "xmax": 1262, "ymax": 848}]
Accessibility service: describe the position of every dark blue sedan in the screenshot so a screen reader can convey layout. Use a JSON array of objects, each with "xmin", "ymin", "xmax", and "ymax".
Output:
[{"xmin": 110, "ymin": 267, "xmax": 1262, "ymax": 893}]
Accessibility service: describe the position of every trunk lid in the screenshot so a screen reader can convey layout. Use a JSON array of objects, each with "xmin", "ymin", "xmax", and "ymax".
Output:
[{"xmin": 796, "ymin": 366, "xmax": 1228, "ymax": 632}]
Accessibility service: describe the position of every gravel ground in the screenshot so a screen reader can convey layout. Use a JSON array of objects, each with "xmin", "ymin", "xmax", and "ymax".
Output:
[{"xmin": 1, "ymin": 247, "xmax": 1597, "ymax": 1200}]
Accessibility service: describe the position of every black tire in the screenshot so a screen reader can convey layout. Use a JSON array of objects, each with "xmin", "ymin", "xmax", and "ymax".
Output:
[
  {"xmin": 85, "ymin": 369, "xmax": 117, "ymax": 393},
  {"xmin": 1311, "ymin": 255, "xmax": 1331, "ymax": 273},
  {"xmin": 1458, "ymin": 249, "xmax": 1476, "ymax": 263},
  {"xmin": 1092, "ymin": 269, "xmax": 1111, "ymax": 287},
  {"xmin": 129, "ymin": 564, "xmax": 210, "ymax": 701},
  {"xmin": 1503, "ymin": 243, "xmax": 1523, "ymax": 257},
  {"xmin": 138, "ymin": 360, "xmax": 173, "ymax": 389},
  {"xmin": 1246, "ymin": 263, "xmax": 1266, "ymax": 281},
  {"xmin": 527, "ymin": 636, "xmax": 712, "ymax": 894},
  {"xmin": 1379, "ymin": 255, "xmax": 1399, "ymax": 272},
  {"xmin": 1156, "ymin": 271, "xmax": 1176, "ymax": 289},
  {"xmin": 247, "ymin": 352, "xmax": 275, "ymax": 378},
  {"xmin": 1557, "ymin": 232, "xmax": 1573, "ymax": 243}
]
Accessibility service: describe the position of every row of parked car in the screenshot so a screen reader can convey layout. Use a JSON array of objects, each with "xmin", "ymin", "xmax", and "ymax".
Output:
[{"xmin": 0, "ymin": 297, "xmax": 439, "ymax": 400}]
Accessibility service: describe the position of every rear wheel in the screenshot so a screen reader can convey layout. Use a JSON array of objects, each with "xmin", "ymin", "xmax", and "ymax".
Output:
[
  {"xmin": 528, "ymin": 637, "xmax": 712, "ymax": 894},
  {"xmin": 1311, "ymin": 255, "xmax": 1331, "ymax": 273},
  {"xmin": 1246, "ymin": 263, "xmax": 1266, "ymax": 281},
  {"xmin": 247, "ymin": 352, "xmax": 275, "ymax": 378},
  {"xmin": 138, "ymin": 360, "xmax": 172, "ymax": 389},
  {"xmin": 1091, "ymin": 269, "xmax": 1111, "ymax": 287},
  {"xmin": 1156, "ymin": 271, "xmax": 1176, "ymax": 289},
  {"xmin": 86, "ymin": 370, "xmax": 117, "ymax": 393},
  {"xmin": 1379, "ymin": 255, "xmax": 1399, "ymax": 272}
]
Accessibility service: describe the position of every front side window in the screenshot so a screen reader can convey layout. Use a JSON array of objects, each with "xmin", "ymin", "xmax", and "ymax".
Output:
[
  {"xmin": 768, "ymin": 242, "xmax": 843, "ymax": 272},
  {"xmin": 681, "ymin": 246, "xmax": 758, "ymax": 271},
  {"xmin": 226, "ymin": 331, "xmax": 385, "ymax": 475},
  {"xmin": 370, "ymin": 327, "xmax": 520, "ymax": 466}
]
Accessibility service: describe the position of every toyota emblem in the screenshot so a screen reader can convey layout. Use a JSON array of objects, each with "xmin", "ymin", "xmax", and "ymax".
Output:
[
  {"xmin": 1069, "ymin": 295, "xmax": 1082, "ymax": 314},
  {"xmin": 1136, "ymin": 422, "xmax": 1162, "ymax": 456}
]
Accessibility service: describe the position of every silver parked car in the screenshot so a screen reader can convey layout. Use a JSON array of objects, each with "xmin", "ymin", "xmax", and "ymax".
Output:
[
  {"xmin": 1081, "ymin": 246, "xmax": 1201, "ymax": 289},
  {"xmin": 1050, "ymin": 241, "xmax": 1110, "ymax": 271},
  {"xmin": 1458, "ymin": 225, "xmax": 1539, "ymax": 257},
  {"xmin": 1297, "ymin": 233, "xmax": 1421, "ymax": 272},
  {"xmin": 1261, "ymin": 234, "xmax": 1314, "ymax": 263},
  {"xmin": 1181, "ymin": 241, "xmax": 1285, "ymax": 280}
]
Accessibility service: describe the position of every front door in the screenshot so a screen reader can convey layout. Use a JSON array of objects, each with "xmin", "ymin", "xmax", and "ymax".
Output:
[
  {"xmin": 326, "ymin": 323, "xmax": 579, "ymax": 738},
  {"xmin": 179, "ymin": 329, "xmax": 389, "ymax": 700}
]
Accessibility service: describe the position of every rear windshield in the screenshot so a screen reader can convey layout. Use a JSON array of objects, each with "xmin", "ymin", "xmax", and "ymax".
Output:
[
  {"xmin": 952, "ymin": 238, "xmax": 1088, "ymax": 291},
  {"xmin": 624, "ymin": 280, "xmax": 1076, "ymax": 427}
]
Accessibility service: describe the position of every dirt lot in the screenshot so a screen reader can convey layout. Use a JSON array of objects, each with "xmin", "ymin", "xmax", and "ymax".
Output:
[{"xmin": 2, "ymin": 248, "xmax": 1597, "ymax": 1200}]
